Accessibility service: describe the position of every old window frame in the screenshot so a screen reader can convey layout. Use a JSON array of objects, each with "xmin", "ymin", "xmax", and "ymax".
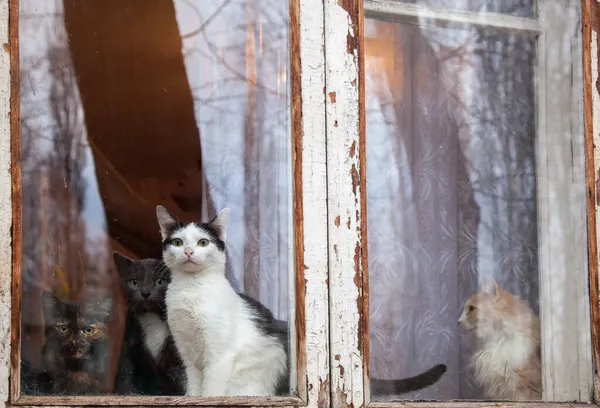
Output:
[
  {"xmin": 3, "ymin": 0, "xmax": 600, "ymax": 408},
  {"xmin": 364, "ymin": 0, "xmax": 594, "ymax": 402},
  {"xmin": 3, "ymin": 0, "xmax": 331, "ymax": 407},
  {"xmin": 324, "ymin": 0, "xmax": 600, "ymax": 407}
]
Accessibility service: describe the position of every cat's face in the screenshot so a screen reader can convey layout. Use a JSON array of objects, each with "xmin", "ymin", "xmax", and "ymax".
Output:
[
  {"xmin": 113, "ymin": 253, "xmax": 169, "ymax": 315},
  {"xmin": 156, "ymin": 206, "xmax": 229, "ymax": 274},
  {"xmin": 41, "ymin": 291, "xmax": 113, "ymax": 372},
  {"xmin": 458, "ymin": 280, "xmax": 531, "ymax": 339}
]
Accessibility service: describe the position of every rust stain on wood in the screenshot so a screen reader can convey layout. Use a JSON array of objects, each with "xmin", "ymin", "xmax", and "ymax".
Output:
[
  {"xmin": 346, "ymin": 31, "xmax": 355, "ymax": 56},
  {"xmin": 354, "ymin": 240, "xmax": 363, "ymax": 354},
  {"xmin": 2, "ymin": 43, "xmax": 8, "ymax": 53},
  {"xmin": 582, "ymin": 0, "xmax": 600, "ymax": 403},
  {"xmin": 328, "ymin": 91, "xmax": 336, "ymax": 103},
  {"xmin": 597, "ymin": 168, "xmax": 600, "ymax": 206},
  {"xmin": 334, "ymin": 215, "xmax": 341, "ymax": 227},
  {"xmin": 334, "ymin": 120, "xmax": 338, "ymax": 127},
  {"xmin": 356, "ymin": 0, "xmax": 370, "ymax": 397},
  {"xmin": 10, "ymin": 0, "xmax": 22, "ymax": 402},
  {"xmin": 318, "ymin": 377, "xmax": 330, "ymax": 408},
  {"xmin": 347, "ymin": 216, "xmax": 351, "ymax": 230},
  {"xmin": 592, "ymin": 0, "xmax": 600, "ymax": 33},
  {"xmin": 349, "ymin": 140, "xmax": 356, "ymax": 158},
  {"xmin": 350, "ymin": 164, "xmax": 359, "ymax": 197}
]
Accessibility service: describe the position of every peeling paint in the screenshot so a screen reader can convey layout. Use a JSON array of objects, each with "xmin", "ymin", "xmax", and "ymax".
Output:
[
  {"xmin": 298, "ymin": 0, "xmax": 330, "ymax": 406},
  {"xmin": 328, "ymin": 91, "xmax": 337, "ymax": 103},
  {"xmin": 317, "ymin": 378, "xmax": 330, "ymax": 408},
  {"xmin": 334, "ymin": 215, "xmax": 340, "ymax": 227},
  {"xmin": 350, "ymin": 164, "xmax": 359, "ymax": 196},
  {"xmin": 0, "ymin": 0, "xmax": 11, "ymax": 402},
  {"xmin": 324, "ymin": 0, "xmax": 364, "ymax": 407}
]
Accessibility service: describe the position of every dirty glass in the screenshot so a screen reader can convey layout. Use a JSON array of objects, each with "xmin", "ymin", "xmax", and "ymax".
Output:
[
  {"xmin": 19, "ymin": 0, "xmax": 294, "ymax": 397},
  {"xmin": 365, "ymin": 1, "xmax": 590, "ymax": 402}
]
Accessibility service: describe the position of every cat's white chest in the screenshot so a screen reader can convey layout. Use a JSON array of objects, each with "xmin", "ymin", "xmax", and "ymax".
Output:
[
  {"xmin": 137, "ymin": 313, "xmax": 169, "ymax": 360},
  {"xmin": 473, "ymin": 334, "xmax": 532, "ymax": 394},
  {"xmin": 165, "ymin": 274, "xmax": 236, "ymax": 355}
]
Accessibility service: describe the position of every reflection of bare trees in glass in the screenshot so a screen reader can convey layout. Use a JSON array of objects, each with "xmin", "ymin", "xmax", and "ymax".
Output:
[
  {"xmin": 20, "ymin": 20, "xmax": 111, "ymax": 366},
  {"xmin": 178, "ymin": 0, "xmax": 291, "ymax": 316}
]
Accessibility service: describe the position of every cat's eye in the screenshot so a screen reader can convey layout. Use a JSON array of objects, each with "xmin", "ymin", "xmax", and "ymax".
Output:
[
  {"xmin": 155, "ymin": 278, "xmax": 165, "ymax": 286},
  {"xmin": 56, "ymin": 325, "xmax": 69, "ymax": 334},
  {"xmin": 468, "ymin": 305, "xmax": 475, "ymax": 312},
  {"xmin": 127, "ymin": 279, "xmax": 138, "ymax": 288},
  {"xmin": 81, "ymin": 326, "xmax": 96, "ymax": 336},
  {"xmin": 198, "ymin": 238, "xmax": 210, "ymax": 247},
  {"xmin": 171, "ymin": 238, "xmax": 184, "ymax": 247}
]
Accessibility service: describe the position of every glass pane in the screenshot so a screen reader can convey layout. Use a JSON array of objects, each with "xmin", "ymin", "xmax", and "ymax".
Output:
[
  {"xmin": 20, "ymin": 0, "xmax": 294, "ymax": 397},
  {"xmin": 377, "ymin": 0, "xmax": 536, "ymax": 17},
  {"xmin": 365, "ymin": 6, "xmax": 588, "ymax": 403}
]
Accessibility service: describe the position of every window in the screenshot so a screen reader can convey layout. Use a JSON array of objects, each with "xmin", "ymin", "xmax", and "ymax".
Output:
[
  {"xmin": 363, "ymin": 0, "xmax": 592, "ymax": 402},
  {"xmin": 12, "ymin": 0, "xmax": 323, "ymax": 405},
  {"xmin": 2, "ymin": 0, "xmax": 599, "ymax": 407}
]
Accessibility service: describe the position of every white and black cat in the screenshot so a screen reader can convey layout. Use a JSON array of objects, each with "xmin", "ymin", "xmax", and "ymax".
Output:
[{"xmin": 156, "ymin": 205, "xmax": 447, "ymax": 397}]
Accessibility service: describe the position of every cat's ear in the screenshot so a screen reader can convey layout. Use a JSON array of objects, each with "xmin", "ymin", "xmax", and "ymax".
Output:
[
  {"xmin": 156, "ymin": 205, "xmax": 178, "ymax": 240},
  {"xmin": 209, "ymin": 207, "xmax": 230, "ymax": 242},
  {"xmin": 40, "ymin": 291, "xmax": 59, "ymax": 318},
  {"xmin": 482, "ymin": 279, "xmax": 500, "ymax": 297},
  {"xmin": 112, "ymin": 252, "xmax": 133, "ymax": 275}
]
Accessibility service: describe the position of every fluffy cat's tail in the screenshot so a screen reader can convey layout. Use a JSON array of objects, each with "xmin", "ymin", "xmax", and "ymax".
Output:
[{"xmin": 370, "ymin": 364, "xmax": 447, "ymax": 395}]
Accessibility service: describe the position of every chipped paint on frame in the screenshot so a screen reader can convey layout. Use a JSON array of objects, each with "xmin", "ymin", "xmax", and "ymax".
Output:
[
  {"xmin": 1, "ymin": 0, "xmax": 13, "ymax": 403},
  {"xmin": 296, "ymin": 0, "xmax": 331, "ymax": 407},
  {"xmin": 323, "ymin": 1, "xmax": 365, "ymax": 408}
]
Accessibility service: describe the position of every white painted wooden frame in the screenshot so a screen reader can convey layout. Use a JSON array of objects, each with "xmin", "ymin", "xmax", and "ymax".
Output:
[
  {"xmin": 536, "ymin": 0, "xmax": 593, "ymax": 401},
  {"xmin": 361, "ymin": 0, "xmax": 594, "ymax": 403},
  {"xmin": 0, "ymin": 0, "xmax": 12, "ymax": 404},
  {"xmin": 323, "ymin": 2, "xmax": 366, "ymax": 408}
]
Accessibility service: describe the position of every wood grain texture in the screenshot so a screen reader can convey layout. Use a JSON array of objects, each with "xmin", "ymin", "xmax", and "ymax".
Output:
[
  {"xmin": 368, "ymin": 402, "xmax": 593, "ymax": 408},
  {"xmin": 357, "ymin": 0, "xmax": 369, "ymax": 405},
  {"xmin": 582, "ymin": 0, "xmax": 600, "ymax": 402},
  {"xmin": 323, "ymin": 1, "xmax": 365, "ymax": 407},
  {"xmin": 14, "ymin": 396, "xmax": 304, "ymax": 406},
  {"xmin": 290, "ymin": 0, "xmax": 306, "ymax": 401},
  {"xmin": 536, "ymin": 0, "xmax": 592, "ymax": 401},
  {"xmin": 8, "ymin": 0, "xmax": 19, "ymax": 403},
  {"xmin": 296, "ymin": 1, "xmax": 330, "ymax": 408}
]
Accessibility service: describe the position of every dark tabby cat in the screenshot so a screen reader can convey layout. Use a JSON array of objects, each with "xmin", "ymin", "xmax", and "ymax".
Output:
[
  {"xmin": 38, "ymin": 291, "xmax": 114, "ymax": 395},
  {"xmin": 113, "ymin": 253, "xmax": 185, "ymax": 395}
]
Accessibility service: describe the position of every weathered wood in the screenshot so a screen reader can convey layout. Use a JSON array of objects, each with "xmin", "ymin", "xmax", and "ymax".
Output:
[
  {"xmin": 15, "ymin": 396, "xmax": 304, "ymax": 406},
  {"xmin": 295, "ymin": 0, "xmax": 330, "ymax": 407},
  {"xmin": 7, "ymin": 0, "xmax": 19, "ymax": 403},
  {"xmin": 368, "ymin": 402, "xmax": 594, "ymax": 408},
  {"xmin": 323, "ymin": 1, "xmax": 365, "ymax": 408},
  {"xmin": 364, "ymin": 1, "xmax": 541, "ymax": 33},
  {"xmin": 582, "ymin": 0, "xmax": 600, "ymax": 402},
  {"xmin": 537, "ymin": 0, "xmax": 592, "ymax": 401}
]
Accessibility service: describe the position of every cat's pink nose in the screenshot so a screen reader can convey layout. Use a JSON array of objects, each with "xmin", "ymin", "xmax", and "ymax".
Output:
[{"xmin": 184, "ymin": 248, "xmax": 194, "ymax": 257}]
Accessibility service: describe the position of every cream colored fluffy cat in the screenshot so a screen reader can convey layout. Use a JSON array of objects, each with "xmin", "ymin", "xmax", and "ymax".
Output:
[{"xmin": 459, "ymin": 280, "xmax": 541, "ymax": 401}]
